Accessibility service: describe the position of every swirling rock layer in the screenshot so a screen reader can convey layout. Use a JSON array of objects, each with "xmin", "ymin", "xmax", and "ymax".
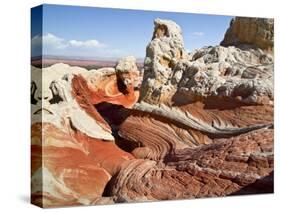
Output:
[
  {"xmin": 31, "ymin": 120, "xmax": 134, "ymax": 207},
  {"xmin": 31, "ymin": 60, "xmax": 138, "ymax": 207},
  {"xmin": 72, "ymin": 56, "xmax": 140, "ymax": 109},
  {"xmin": 119, "ymin": 102, "xmax": 273, "ymax": 161},
  {"xmin": 31, "ymin": 17, "xmax": 274, "ymax": 208},
  {"xmin": 113, "ymin": 17, "xmax": 274, "ymax": 203},
  {"xmin": 107, "ymin": 128, "xmax": 273, "ymax": 202}
]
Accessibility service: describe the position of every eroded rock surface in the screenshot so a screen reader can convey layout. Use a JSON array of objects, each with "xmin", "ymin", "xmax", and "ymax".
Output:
[
  {"xmin": 139, "ymin": 18, "xmax": 274, "ymax": 107},
  {"xmin": 116, "ymin": 18, "xmax": 273, "ymax": 202},
  {"xmin": 221, "ymin": 17, "xmax": 274, "ymax": 51},
  {"xmin": 72, "ymin": 56, "xmax": 140, "ymax": 109},
  {"xmin": 108, "ymin": 128, "xmax": 273, "ymax": 201},
  {"xmin": 31, "ymin": 62, "xmax": 137, "ymax": 207},
  {"xmin": 119, "ymin": 102, "xmax": 273, "ymax": 161},
  {"xmin": 31, "ymin": 17, "xmax": 274, "ymax": 208},
  {"xmin": 139, "ymin": 19, "xmax": 187, "ymax": 104}
]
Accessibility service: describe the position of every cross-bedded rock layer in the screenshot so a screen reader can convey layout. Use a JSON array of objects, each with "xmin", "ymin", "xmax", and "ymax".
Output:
[
  {"xmin": 108, "ymin": 128, "xmax": 273, "ymax": 201},
  {"xmin": 31, "ymin": 17, "xmax": 274, "ymax": 208}
]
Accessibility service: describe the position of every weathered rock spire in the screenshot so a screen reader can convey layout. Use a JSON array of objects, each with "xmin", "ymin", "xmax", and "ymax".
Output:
[{"xmin": 139, "ymin": 18, "xmax": 186, "ymax": 104}]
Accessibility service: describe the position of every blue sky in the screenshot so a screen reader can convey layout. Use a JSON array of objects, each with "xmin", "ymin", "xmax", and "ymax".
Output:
[{"xmin": 31, "ymin": 4, "xmax": 233, "ymax": 59}]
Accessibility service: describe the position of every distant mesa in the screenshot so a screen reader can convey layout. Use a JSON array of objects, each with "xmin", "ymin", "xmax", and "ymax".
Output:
[{"xmin": 31, "ymin": 56, "xmax": 144, "ymax": 70}]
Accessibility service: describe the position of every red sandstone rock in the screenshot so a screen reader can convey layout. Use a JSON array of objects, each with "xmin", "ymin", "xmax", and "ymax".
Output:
[
  {"xmin": 72, "ymin": 56, "xmax": 140, "ymax": 109},
  {"xmin": 118, "ymin": 102, "xmax": 273, "ymax": 161},
  {"xmin": 31, "ymin": 17, "xmax": 274, "ymax": 208},
  {"xmin": 107, "ymin": 129, "xmax": 273, "ymax": 201},
  {"xmin": 31, "ymin": 122, "xmax": 134, "ymax": 207},
  {"xmin": 72, "ymin": 72, "xmax": 139, "ymax": 109}
]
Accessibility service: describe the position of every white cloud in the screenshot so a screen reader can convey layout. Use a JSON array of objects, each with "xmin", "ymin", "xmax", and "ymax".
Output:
[
  {"xmin": 31, "ymin": 33, "xmax": 126, "ymax": 58},
  {"xmin": 191, "ymin": 32, "xmax": 204, "ymax": 36},
  {"xmin": 69, "ymin": 39, "xmax": 106, "ymax": 48},
  {"xmin": 43, "ymin": 33, "xmax": 68, "ymax": 49}
]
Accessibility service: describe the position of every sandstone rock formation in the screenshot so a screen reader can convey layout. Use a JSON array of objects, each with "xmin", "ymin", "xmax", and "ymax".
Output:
[
  {"xmin": 72, "ymin": 56, "xmax": 140, "ymax": 109},
  {"xmin": 117, "ymin": 17, "xmax": 273, "ymax": 202},
  {"xmin": 109, "ymin": 128, "xmax": 273, "ymax": 201},
  {"xmin": 221, "ymin": 17, "xmax": 274, "ymax": 51},
  {"xmin": 138, "ymin": 18, "xmax": 273, "ymax": 107},
  {"xmin": 31, "ymin": 60, "xmax": 139, "ymax": 207},
  {"xmin": 139, "ymin": 18, "xmax": 187, "ymax": 104},
  {"xmin": 31, "ymin": 17, "xmax": 274, "ymax": 208},
  {"xmin": 31, "ymin": 64, "xmax": 114, "ymax": 141}
]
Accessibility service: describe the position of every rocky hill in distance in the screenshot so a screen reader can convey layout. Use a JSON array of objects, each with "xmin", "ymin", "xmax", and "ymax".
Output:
[{"xmin": 31, "ymin": 16, "xmax": 274, "ymax": 207}]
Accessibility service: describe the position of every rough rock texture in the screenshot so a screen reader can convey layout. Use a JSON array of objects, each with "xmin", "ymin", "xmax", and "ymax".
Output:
[
  {"xmin": 72, "ymin": 56, "xmax": 140, "ymax": 109},
  {"xmin": 139, "ymin": 19, "xmax": 274, "ymax": 106},
  {"xmin": 174, "ymin": 46, "xmax": 274, "ymax": 105},
  {"xmin": 31, "ymin": 64, "xmax": 114, "ymax": 140},
  {"xmin": 119, "ymin": 102, "xmax": 273, "ymax": 161},
  {"xmin": 31, "ymin": 17, "xmax": 274, "ymax": 208},
  {"xmin": 139, "ymin": 19, "xmax": 187, "ymax": 104},
  {"xmin": 116, "ymin": 56, "xmax": 141, "ymax": 88},
  {"xmin": 31, "ymin": 62, "xmax": 138, "ymax": 207},
  {"xmin": 221, "ymin": 17, "xmax": 274, "ymax": 51},
  {"xmin": 108, "ymin": 129, "xmax": 273, "ymax": 201},
  {"xmin": 115, "ymin": 18, "xmax": 273, "ymax": 202},
  {"xmin": 31, "ymin": 122, "xmax": 133, "ymax": 207}
]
